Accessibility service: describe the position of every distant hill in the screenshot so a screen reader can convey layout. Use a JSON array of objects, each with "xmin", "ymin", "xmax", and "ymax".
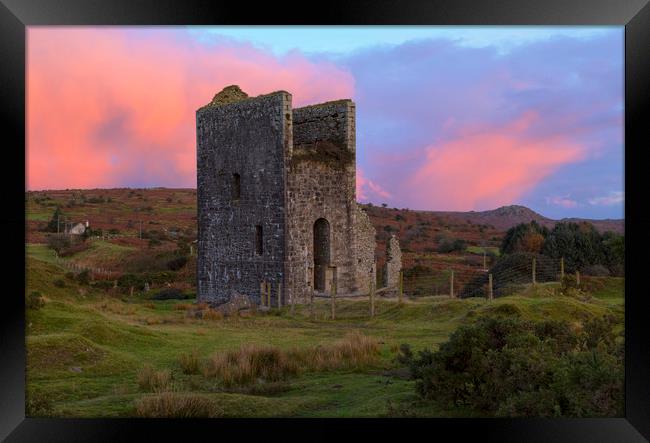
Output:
[{"xmin": 431, "ymin": 205, "xmax": 624, "ymax": 234}]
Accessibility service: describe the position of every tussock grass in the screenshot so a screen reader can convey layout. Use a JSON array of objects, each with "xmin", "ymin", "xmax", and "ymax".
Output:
[
  {"xmin": 202, "ymin": 308, "xmax": 223, "ymax": 321},
  {"xmin": 179, "ymin": 349, "xmax": 200, "ymax": 374},
  {"xmin": 135, "ymin": 392, "xmax": 223, "ymax": 418},
  {"xmin": 136, "ymin": 364, "xmax": 172, "ymax": 392},
  {"xmin": 204, "ymin": 332, "xmax": 380, "ymax": 386}
]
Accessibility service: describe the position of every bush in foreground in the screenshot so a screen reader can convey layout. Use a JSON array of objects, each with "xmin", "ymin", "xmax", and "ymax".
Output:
[
  {"xmin": 397, "ymin": 316, "xmax": 623, "ymax": 417},
  {"xmin": 27, "ymin": 291, "xmax": 45, "ymax": 310}
]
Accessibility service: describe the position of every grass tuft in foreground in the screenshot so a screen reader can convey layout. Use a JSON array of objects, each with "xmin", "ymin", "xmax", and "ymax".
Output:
[
  {"xmin": 204, "ymin": 332, "xmax": 380, "ymax": 386},
  {"xmin": 135, "ymin": 392, "xmax": 224, "ymax": 418}
]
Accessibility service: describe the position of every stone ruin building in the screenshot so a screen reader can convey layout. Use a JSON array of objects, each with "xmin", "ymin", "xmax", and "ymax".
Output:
[{"xmin": 196, "ymin": 85, "xmax": 401, "ymax": 306}]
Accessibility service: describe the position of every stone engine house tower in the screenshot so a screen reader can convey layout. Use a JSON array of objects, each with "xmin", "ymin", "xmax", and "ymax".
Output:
[{"xmin": 197, "ymin": 85, "xmax": 378, "ymax": 306}]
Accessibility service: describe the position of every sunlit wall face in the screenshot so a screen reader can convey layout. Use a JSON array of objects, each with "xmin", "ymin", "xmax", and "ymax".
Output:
[{"xmin": 27, "ymin": 26, "xmax": 623, "ymax": 219}]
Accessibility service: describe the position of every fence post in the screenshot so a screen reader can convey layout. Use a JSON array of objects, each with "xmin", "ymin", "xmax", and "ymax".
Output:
[
  {"xmin": 260, "ymin": 281, "xmax": 265, "ymax": 306},
  {"xmin": 483, "ymin": 250, "xmax": 487, "ymax": 271},
  {"xmin": 398, "ymin": 271, "xmax": 403, "ymax": 304},
  {"xmin": 560, "ymin": 257, "xmax": 565, "ymax": 281},
  {"xmin": 130, "ymin": 286, "xmax": 134, "ymax": 297},
  {"xmin": 532, "ymin": 258, "xmax": 536, "ymax": 286},
  {"xmin": 370, "ymin": 281, "xmax": 375, "ymax": 318},
  {"xmin": 488, "ymin": 273, "xmax": 493, "ymax": 301},
  {"xmin": 330, "ymin": 279, "xmax": 336, "ymax": 320},
  {"xmin": 277, "ymin": 282, "xmax": 282, "ymax": 309},
  {"xmin": 576, "ymin": 270, "xmax": 580, "ymax": 287},
  {"xmin": 267, "ymin": 282, "xmax": 271, "ymax": 308},
  {"xmin": 310, "ymin": 289, "xmax": 314, "ymax": 319},
  {"xmin": 450, "ymin": 270, "xmax": 454, "ymax": 298}
]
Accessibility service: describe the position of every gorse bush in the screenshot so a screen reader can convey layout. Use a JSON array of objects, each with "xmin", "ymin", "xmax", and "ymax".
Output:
[{"xmin": 397, "ymin": 315, "xmax": 623, "ymax": 417}]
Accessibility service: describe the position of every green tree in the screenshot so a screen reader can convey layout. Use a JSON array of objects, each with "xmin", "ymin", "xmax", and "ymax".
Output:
[
  {"xmin": 500, "ymin": 221, "xmax": 549, "ymax": 255},
  {"xmin": 541, "ymin": 222, "xmax": 602, "ymax": 273},
  {"xmin": 44, "ymin": 206, "xmax": 64, "ymax": 233}
]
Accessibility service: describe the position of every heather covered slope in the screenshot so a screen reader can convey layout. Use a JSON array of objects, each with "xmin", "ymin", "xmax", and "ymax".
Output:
[{"xmin": 26, "ymin": 244, "xmax": 623, "ymax": 418}]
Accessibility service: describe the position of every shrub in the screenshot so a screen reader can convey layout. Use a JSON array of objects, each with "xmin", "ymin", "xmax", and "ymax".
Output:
[
  {"xmin": 166, "ymin": 256, "xmax": 188, "ymax": 271},
  {"xmin": 53, "ymin": 279, "xmax": 66, "ymax": 288},
  {"xmin": 397, "ymin": 316, "xmax": 623, "ymax": 417},
  {"xmin": 26, "ymin": 291, "xmax": 45, "ymax": 310},
  {"xmin": 437, "ymin": 237, "xmax": 467, "ymax": 253},
  {"xmin": 58, "ymin": 241, "xmax": 90, "ymax": 257},
  {"xmin": 135, "ymin": 392, "xmax": 223, "ymax": 418},
  {"xmin": 582, "ymin": 264, "xmax": 610, "ymax": 277},
  {"xmin": 26, "ymin": 390, "xmax": 53, "ymax": 417},
  {"xmin": 136, "ymin": 364, "xmax": 172, "ymax": 392},
  {"xmin": 76, "ymin": 270, "xmax": 90, "ymax": 285},
  {"xmin": 90, "ymin": 280, "xmax": 115, "ymax": 291},
  {"xmin": 179, "ymin": 349, "xmax": 200, "ymax": 374},
  {"xmin": 152, "ymin": 288, "xmax": 187, "ymax": 300},
  {"xmin": 118, "ymin": 273, "xmax": 147, "ymax": 291},
  {"xmin": 46, "ymin": 234, "xmax": 71, "ymax": 253}
]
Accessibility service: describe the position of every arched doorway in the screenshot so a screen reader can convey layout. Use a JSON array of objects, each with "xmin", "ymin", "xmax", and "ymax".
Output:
[{"xmin": 313, "ymin": 218, "xmax": 330, "ymax": 291}]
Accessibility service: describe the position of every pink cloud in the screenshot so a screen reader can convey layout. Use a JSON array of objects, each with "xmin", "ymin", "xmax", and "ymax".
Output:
[
  {"xmin": 545, "ymin": 195, "xmax": 579, "ymax": 208},
  {"xmin": 405, "ymin": 111, "xmax": 586, "ymax": 211},
  {"xmin": 588, "ymin": 191, "xmax": 624, "ymax": 206},
  {"xmin": 26, "ymin": 28, "xmax": 355, "ymax": 190},
  {"xmin": 356, "ymin": 168, "xmax": 391, "ymax": 202}
]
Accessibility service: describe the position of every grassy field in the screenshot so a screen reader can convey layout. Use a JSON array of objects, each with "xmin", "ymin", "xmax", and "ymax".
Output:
[{"xmin": 26, "ymin": 245, "xmax": 624, "ymax": 418}]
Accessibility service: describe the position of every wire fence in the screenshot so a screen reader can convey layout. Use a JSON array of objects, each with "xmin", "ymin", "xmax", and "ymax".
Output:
[
  {"xmin": 402, "ymin": 255, "xmax": 566, "ymax": 299},
  {"xmin": 52, "ymin": 255, "xmax": 116, "ymax": 280}
]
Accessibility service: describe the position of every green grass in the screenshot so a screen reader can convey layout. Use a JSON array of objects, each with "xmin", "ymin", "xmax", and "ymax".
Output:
[
  {"xmin": 25, "ymin": 253, "xmax": 624, "ymax": 418},
  {"xmin": 466, "ymin": 245, "xmax": 500, "ymax": 257}
]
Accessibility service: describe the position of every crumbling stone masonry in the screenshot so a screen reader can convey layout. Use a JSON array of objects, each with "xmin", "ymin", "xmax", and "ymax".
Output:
[
  {"xmin": 383, "ymin": 235, "xmax": 402, "ymax": 290},
  {"xmin": 196, "ymin": 85, "xmax": 395, "ymax": 305}
]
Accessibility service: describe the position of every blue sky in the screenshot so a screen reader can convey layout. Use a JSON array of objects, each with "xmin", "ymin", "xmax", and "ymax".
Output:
[{"xmin": 29, "ymin": 26, "xmax": 624, "ymax": 219}]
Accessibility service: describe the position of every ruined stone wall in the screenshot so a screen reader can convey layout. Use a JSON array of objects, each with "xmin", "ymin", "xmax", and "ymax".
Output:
[
  {"xmin": 285, "ymin": 100, "xmax": 357, "ymax": 302},
  {"xmin": 353, "ymin": 205, "xmax": 377, "ymax": 292},
  {"xmin": 196, "ymin": 90, "xmax": 292, "ymax": 304},
  {"xmin": 383, "ymin": 235, "xmax": 402, "ymax": 289}
]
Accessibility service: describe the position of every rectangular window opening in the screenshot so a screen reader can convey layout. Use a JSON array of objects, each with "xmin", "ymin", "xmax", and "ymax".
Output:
[
  {"xmin": 255, "ymin": 225, "xmax": 263, "ymax": 255},
  {"xmin": 232, "ymin": 173, "xmax": 241, "ymax": 201}
]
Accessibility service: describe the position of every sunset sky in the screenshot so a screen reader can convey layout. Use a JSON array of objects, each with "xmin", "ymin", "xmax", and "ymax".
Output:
[{"xmin": 27, "ymin": 26, "xmax": 624, "ymax": 219}]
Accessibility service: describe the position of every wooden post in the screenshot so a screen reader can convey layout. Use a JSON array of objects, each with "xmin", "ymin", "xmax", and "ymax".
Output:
[
  {"xmin": 330, "ymin": 279, "xmax": 336, "ymax": 320},
  {"xmin": 277, "ymin": 282, "xmax": 282, "ymax": 309},
  {"xmin": 560, "ymin": 257, "xmax": 565, "ymax": 281},
  {"xmin": 483, "ymin": 250, "xmax": 487, "ymax": 271},
  {"xmin": 576, "ymin": 270, "xmax": 580, "ymax": 287},
  {"xmin": 267, "ymin": 282, "xmax": 271, "ymax": 308},
  {"xmin": 260, "ymin": 281, "xmax": 265, "ymax": 306},
  {"xmin": 488, "ymin": 273, "xmax": 493, "ymax": 301},
  {"xmin": 129, "ymin": 286, "xmax": 134, "ymax": 297},
  {"xmin": 398, "ymin": 271, "xmax": 403, "ymax": 304},
  {"xmin": 310, "ymin": 289, "xmax": 314, "ymax": 319},
  {"xmin": 450, "ymin": 270, "xmax": 454, "ymax": 298},
  {"xmin": 370, "ymin": 281, "xmax": 375, "ymax": 318},
  {"xmin": 532, "ymin": 258, "xmax": 536, "ymax": 286}
]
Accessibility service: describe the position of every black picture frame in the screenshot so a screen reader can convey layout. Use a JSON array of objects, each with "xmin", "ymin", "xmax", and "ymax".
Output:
[{"xmin": 2, "ymin": 0, "xmax": 649, "ymax": 441}]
